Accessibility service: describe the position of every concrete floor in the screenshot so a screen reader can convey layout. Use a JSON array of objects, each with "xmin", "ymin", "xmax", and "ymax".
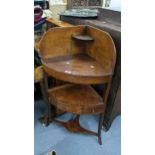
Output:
[{"xmin": 34, "ymin": 100, "xmax": 121, "ymax": 155}]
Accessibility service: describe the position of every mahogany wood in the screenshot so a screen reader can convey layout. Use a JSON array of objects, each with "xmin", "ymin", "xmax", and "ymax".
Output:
[
  {"xmin": 39, "ymin": 70, "xmax": 66, "ymax": 126},
  {"xmin": 40, "ymin": 26, "xmax": 116, "ymax": 80},
  {"xmin": 53, "ymin": 115, "xmax": 98, "ymax": 136},
  {"xmin": 48, "ymin": 84, "xmax": 104, "ymax": 114},
  {"xmin": 39, "ymin": 26, "xmax": 116, "ymax": 144},
  {"xmin": 39, "ymin": 26, "xmax": 116, "ymax": 62},
  {"xmin": 42, "ymin": 54, "xmax": 112, "ymax": 84}
]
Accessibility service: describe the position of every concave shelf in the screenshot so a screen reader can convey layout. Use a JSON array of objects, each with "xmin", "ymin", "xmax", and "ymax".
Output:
[
  {"xmin": 71, "ymin": 34, "xmax": 94, "ymax": 41},
  {"xmin": 42, "ymin": 54, "xmax": 113, "ymax": 84},
  {"xmin": 42, "ymin": 54, "xmax": 111, "ymax": 77}
]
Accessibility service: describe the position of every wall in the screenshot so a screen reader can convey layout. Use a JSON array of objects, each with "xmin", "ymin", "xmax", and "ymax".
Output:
[{"xmin": 49, "ymin": 0, "xmax": 67, "ymax": 19}]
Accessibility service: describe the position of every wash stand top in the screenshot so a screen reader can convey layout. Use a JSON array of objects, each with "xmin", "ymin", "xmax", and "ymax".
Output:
[{"xmin": 39, "ymin": 25, "xmax": 116, "ymax": 84}]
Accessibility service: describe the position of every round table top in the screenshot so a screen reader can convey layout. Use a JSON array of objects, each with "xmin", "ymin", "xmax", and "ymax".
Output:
[{"xmin": 42, "ymin": 53, "xmax": 112, "ymax": 84}]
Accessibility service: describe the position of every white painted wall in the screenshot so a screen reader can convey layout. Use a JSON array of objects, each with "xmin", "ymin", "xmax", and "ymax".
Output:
[
  {"xmin": 103, "ymin": 0, "xmax": 121, "ymax": 11},
  {"xmin": 109, "ymin": 0, "xmax": 121, "ymax": 8},
  {"xmin": 50, "ymin": 0, "xmax": 66, "ymax": 5}
]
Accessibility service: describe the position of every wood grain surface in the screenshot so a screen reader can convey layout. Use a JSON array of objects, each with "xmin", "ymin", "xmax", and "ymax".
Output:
[{"xmin": 48, "ymin": 84, "xmax": 104, "ymax": 114}]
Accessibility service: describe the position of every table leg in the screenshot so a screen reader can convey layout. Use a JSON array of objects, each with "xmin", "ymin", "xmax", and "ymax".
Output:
[{"xmin": 98, "ymin": 113, "xmax": 104, "ymax": 145}]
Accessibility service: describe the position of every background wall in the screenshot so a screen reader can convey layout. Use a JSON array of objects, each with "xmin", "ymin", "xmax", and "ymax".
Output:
[
  {"xmin": 105, "ymin": 0, "xmax": 121, "ymax": 8},
  {"xmin": 49, "ymin": 0, "xmax": 67, "ymax": 19}
]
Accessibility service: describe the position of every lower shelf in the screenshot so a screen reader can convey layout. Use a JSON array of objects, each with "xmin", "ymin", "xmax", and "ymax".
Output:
[{"xmin": 48, "ymin": 84, "xmax": 104, "ymax": 114}]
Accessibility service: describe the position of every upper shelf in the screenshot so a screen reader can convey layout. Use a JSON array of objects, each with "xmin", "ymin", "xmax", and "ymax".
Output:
[
  {"xmin": 42, "ymin": 53, "xmax": 113, "ymax": 84},
  {"xmin": 71, "ymin": 34, "xmax": 94, "ymax": 41}
]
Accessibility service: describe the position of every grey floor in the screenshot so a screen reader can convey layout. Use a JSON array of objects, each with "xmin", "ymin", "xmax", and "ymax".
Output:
[{"xmin": 34, "ymin": 100, "xmax": 121, "ymax": 155}]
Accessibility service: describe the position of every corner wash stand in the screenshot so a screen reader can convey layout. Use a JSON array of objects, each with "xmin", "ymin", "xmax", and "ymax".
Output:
[{"xmin": 39, "ymin": 25, "xmax": 116, "ymax": 144}]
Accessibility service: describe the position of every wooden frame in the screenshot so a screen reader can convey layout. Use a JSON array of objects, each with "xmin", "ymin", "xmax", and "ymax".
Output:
[{"xmin": 39, "ymin": 25, "xmax": 116, "ymax": 144}]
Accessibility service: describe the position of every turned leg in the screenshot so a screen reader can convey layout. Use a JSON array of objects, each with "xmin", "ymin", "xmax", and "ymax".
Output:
[{"xmin": 98, "ymin": 113, "xmax": 104, "ymax": 145}]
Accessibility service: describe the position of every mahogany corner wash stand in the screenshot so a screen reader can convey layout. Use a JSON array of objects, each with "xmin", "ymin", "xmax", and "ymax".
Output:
[{"xmin": 39, "ymin": 25, "xmax": 116, "ymax": 144}]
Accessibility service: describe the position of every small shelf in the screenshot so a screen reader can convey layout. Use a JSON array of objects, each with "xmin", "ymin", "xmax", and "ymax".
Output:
[{"xmin": 72, "ymin": 34, "xmax": 94, "ymax": 41}]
